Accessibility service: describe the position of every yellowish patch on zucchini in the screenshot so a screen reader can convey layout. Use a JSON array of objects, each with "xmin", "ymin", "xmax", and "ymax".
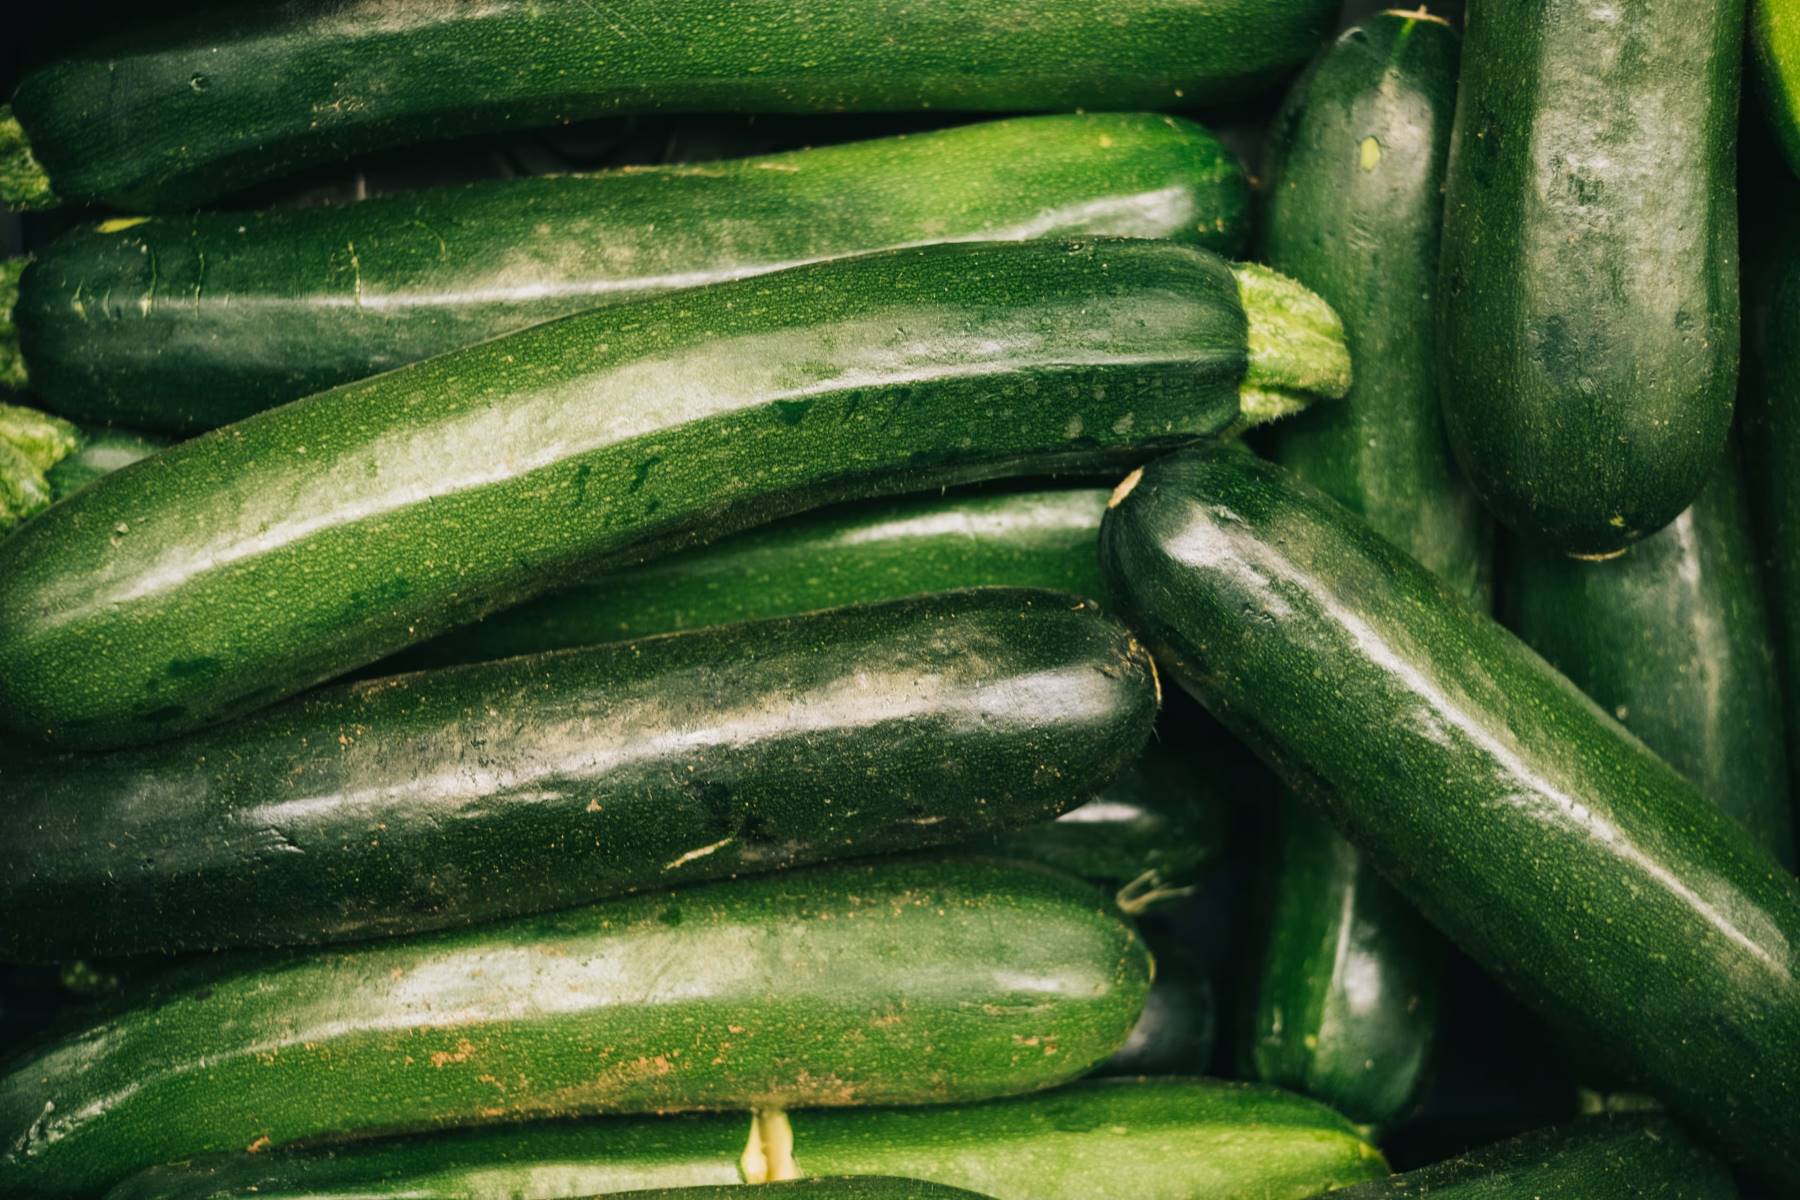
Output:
[{"xmin": 96, "ymin": 216, "xmax": 152, "ymax": 234}]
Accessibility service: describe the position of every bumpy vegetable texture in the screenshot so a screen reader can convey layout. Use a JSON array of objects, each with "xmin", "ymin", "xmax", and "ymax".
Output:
[
  {"xmin": 1436, "ymin": 0, "xmax": 1741, "ymax": 556},
  {"xmin": 1099, "ymin": 448, "xmax": 1800, "ymax": 1187},
  {"xmin": 0, "ymin": 401, "xmax": 77, "ymax": 532},
  {"xmin": 1505, "ymin": 454, "xmax": 1795, "ymax": 867},
  {"xmin": 1247, "ymin": 9, "xmax": 1466, "ymax": 1127},
  {"xmin": 1753, "ymin": 0, "xmax": 1800, "ymax": 177},
  {"xmin": 0, "ymin": 238, "xmax": 1347, "ymax": 750},
  {"xmin": 103, "ymin": 1078, "xmax": 1387, "ymax": 1200},
  {"xmin": 0, "ymin": 857, "xmax": 1150, "ymax": 1197},
  {"xmin": 388, "ymin": 487, "xmax": 1112, "ymax": 672},
  {"xmin": 588, "ymin": 1183, "xmax": 998, "ymax": 1200},
  {"xmin": 1311, "ymin": 1114, "xmax": 1736, "ymax": 1199},
  {"xmin": 7, "ymin": 113, "xmax": 1251, "ymax": 431},
  {"xmin": 0, "ymin": 0, "xmax": 1337, "ymax": 210},
  {"xmin": 0, "ymin": 589, "xmax": 1157, "ymax": 959}
]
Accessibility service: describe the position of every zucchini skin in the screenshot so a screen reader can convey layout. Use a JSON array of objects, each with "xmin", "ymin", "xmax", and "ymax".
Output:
[
  {"xmin": 1436, "ymin": 0, "xmax": 1742, "ymax": 556},
  {"xmin": 1094, "ymin": 934, "xmax": 1214, "ymax": 1077},
  {"xmin": 13, "ymin": 113, "xmax": 1250, "ymax": 431},
  {"xmin": 1099, "ymin": 448, "xmax": 1800, "ymax": 1187},
  {"xmin": 42, "ymin": 425, "xmax": 166, "ymax": 502},
  {"xmin": 590, "ymin": 1184, "xmax": 997, "ymax": 1200},
  {"xmin": 1505, "ymin": 454, "xmax": 1796, "ymax": 867},
  {"xmin": 0, "ymin": 238, "xmax": 1259, "ymax": 750},
  {"xmin": 103, "ymin": 1078, "xmax": 1386, "ymax": 1200},
  {"xmin": 1753, "ymin": 0, "xmax": 1800, "ymax": 178},
  {"xmin": 388, "ymin": 487, "xmax": 1111, "ymax": 672},
  {"xmin": 7, "ymin": 0, "xmax": 1334, "ymax": 210},
  {"xmin": 0, "ymin": 857, "xmax": 1150, "ymax": 1198},
  {"xmin": 1310, "ymin": 1115, "xmax": 1735, "ymax": 1199},
  {"xmin": 1249, "ymin": 10, "xmax": 1465, "ymax": 1127},
  {"xmin": 0, "ymin": 589, "xmax": 1157, "ymax": 959}
]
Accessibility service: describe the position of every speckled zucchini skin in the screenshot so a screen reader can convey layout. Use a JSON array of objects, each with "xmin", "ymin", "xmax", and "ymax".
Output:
[
  {"xmin": 11, "ymin": 113, "xmax": 1249, "ymax": 430},
  {"xmin": 3, "ymin": 0, "xmax": 1335, "ymax": 210},
  {"xmin": 103, "ymin": 1078, "xmax": 1386, "ymax": 1200},
  {"xmin": 1753, "ymin": 0, "xmax": 1800, "ymax": 178},
  {"xmin": 1099, "ymin": 448, "xmax": 1800, "ymax": 1188},
  {"xmin": 1436, "ymin": 0, "xmax": 1742, "ymax": 555},
  {"xmin": 0, "ymin": 857, "xmax": 1150, "ymax": 1198},
  {"xmin": 595, "ymin": 1183, "xmax": 998, "ymax": 1200},
  {"xmin": 0, "ymin": 589, "xmax": 1157, "ymax": 959},
  {"xmin": 0, "ymin": 238, "xmax": 1259, "ymax": 750}
]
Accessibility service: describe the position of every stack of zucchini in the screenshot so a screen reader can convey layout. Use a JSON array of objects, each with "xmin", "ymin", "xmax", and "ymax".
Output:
[{"xmin": 0, "ymin": 0, "xmax": 1796, "ymax": 1197}]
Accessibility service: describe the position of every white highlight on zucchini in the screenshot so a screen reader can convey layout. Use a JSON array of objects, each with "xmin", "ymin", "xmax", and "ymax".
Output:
[{"xmin": 665, "ymin": 836, "xmax": 735, "ymax": 871}]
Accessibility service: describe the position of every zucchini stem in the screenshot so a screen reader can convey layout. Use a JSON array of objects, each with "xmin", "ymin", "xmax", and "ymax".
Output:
[
  {"xmin": 0, "ymin": 107, "xmax": 56, "ymax": 210},
  {"xmin": 0, "ymin": 401, "xmax": 78, "ymax": 532},
  {"xmin": 0, "ymin": 258, "xmax": 24, "ymax": 391},
  {"xmin": 740, "ymin": 1109, "xmax": 800, "ymax": 1184},
  {"xmin": 1233, "ymin": 262, "xmax": 1352, "ymax": 426}
]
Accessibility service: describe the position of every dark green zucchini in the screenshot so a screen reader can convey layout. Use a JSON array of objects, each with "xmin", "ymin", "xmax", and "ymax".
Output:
[
  {"xmin": 1504, "ymin": 452, "xmax": 1795, "ymax": 867},
  {"xmin": 1436, "ymin": 0, "xmax": 1742, "ymax": 556},
  {"xmin": 585, "ymin": 1182, "xmax": 998, "ymax": 1200},
  {"xmin": 1250, "ymin": 8, "xmax": 1463, "ymax": 1128},
  {"xmin": 103, "ymin": 1077, "xmax": 1386, "ymax": 1200},
  {"xmin": 0, "ymin": 856, "xmax": 1150, "ymax": 1198},
  {"xmin": 0, "ymin": 589, "xmax": 1157, "ymax": 959},
  {"xmin": 1753, "ymin": 0, "xmax": 1800, "ymax": 178},
  {"xmin": 0, "ymin": 0, "xmax": 1336, "ymax": 211},
  {"xmin": 389, "ymin": 487, "xmax": 1111, "ymax": 672},
  {"xmin": 1310, "ymin": 1114, "xmax": 1736, "ymax": 1199},
  {"xmin": 1099, "ymin": 447, "xmax": 1800, "ymax": 1187},
  {"xmin": 0, "ymin": 238, "xmax": 1346, "ymax": 750},
  {"xmin": 5, "ymin": 113, "xmax": 1251, "ymax": 431}
]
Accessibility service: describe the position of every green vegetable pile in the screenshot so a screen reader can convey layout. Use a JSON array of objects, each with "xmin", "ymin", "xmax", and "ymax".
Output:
[{"xmin": 0, "ymin": 1, "xmax": 1796, "ymax": 1197}]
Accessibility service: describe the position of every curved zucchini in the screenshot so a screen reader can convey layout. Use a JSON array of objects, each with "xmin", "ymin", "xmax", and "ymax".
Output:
[
  {"xmin": 1098, "ymin": 447, "xmax": 1800, "ymax": 1187},
  {"xmin": 388, "ymin": 487, "xmax": 1112, "ymax": 672},
  {"xmin": 103, "ymin": 1078, "xmax": 1386, "ymax": 1200},
  {"xmin": 1753, "ymin": 0, "xmax": 1800, "ymax": 178},
  {"xmin": 1504, "ymin": 453, "xmax": 1796, "ymax": 867},
  {"xmin": 0, "ymin": 857, "xmax": 1150, "ymax": 1198},
  {"xmin": 1436, "ymin": 0, "xmax": 1742, "ymax": 555},
  {"xmin": 1248, "ymin": 9, "xmax": 1466, "ymax": 1127},
  {"xmin": 7, "ymin": 113, "xmax": 1250, "ymax": 431},
  {"xmin": 1310, "ymin": 1114, "xmax": 1735, "ymax": 1199},
  {"xmin": 0, "ymin": 0, "xmax": 1335, "ymax": 210},
  {"xmin": 0, "ymin": 589, "xmax": 1157, "ymax": 959},
  {"xmin": 0, "ymin": 238, "xmax": 1348, "ymax": 750}
]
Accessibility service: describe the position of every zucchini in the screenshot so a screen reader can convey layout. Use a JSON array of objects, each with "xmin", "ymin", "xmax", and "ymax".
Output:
[
  {"xmin": 387, "ymin": 487, "xmax": 1112, "ymax": 673},
  {"xmin": 586, "ymin": 1183, "xmax": 997, "ymax": 1200},
  {"xmin": 1098, "ymin": 447, "xmax": 1800, "ymax": 1187},
  {"xmin": 103, "ymin": 1078, "xmax": 1386, "ymax": 1200},
  {"xmin": 1436, "ymin": 0, "xmax": 1742, "ymax": 556},
  {"xmin": 0, "ymin": 589, "xmax": 1156, "ymax": 959},
  {"xmin": 1248, "ymin": 9, "xmax": 1467, "ymax": 1127},
  {"xmin": 1753, "ymin": 0, "xmax": 1800, "ymax": 178},
  {"xmin": 0, "ymin": 237, "xmax": 1348, "ymax": 750},
  {"xmin": 0, "ymin": 0, "xmax": 1336, "ymax": 211},
  {"xmin": 0, "ymin": 856, "xmax": 1150, "ymax": 1198},
  {"xmin": 1094, "ymin": 933, "xmax": 1215, "ymax": 1077},
  {"xmin": 1309, "ymin": 1114, "xmax": 1735, "ymax": 1199},
  {"xmin": 5, "ymin": 113, "xmax": 1251, "ymax": 431},
  {"xmin": 1504, "ymin": 453, "xmax": 1796, "ymax": 867},
  {"xmin": 41, "ymin": 425, "xmax": 166, "ymax": 503}
]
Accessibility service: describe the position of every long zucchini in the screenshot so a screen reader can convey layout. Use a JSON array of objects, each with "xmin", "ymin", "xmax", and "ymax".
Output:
[
  {"xmin": 103, "ymin": 1078, "xmax": 1386, "ymax": 1200},
  {"xmin": 1754, "ymin": 0, "xmax": 1800, "ymax": 178},
  {"xmin": 4, "ymin": 113, "xmax": 1250, "ymax": 431},
  {"xmin": 0, "ymin": 238, "xmax": 1348, "ymax": 750},
  {"xmin": 0, "ymin": 0, "xmax": 1336, "ymax": 211},
  {"xmin": 1098, "ymin": 447, "xmax": 1800, "ymax": 1187},
  {"xmin": 1504, "ymin": 453, "xmax": 1796, "ymax": 867},
  {"xmin": 0, "ymin": 589, "xmax": 1157, "ymax": 959},
  {"xmin": 1436, "ymin": 0, "xmax": 1742, "ymax": 556},
  {"xmin": 1247, "ymin": 9, "xmax": 1466, "ymax": 1127},
  {"xmin": 0, "ymin": 857, "xmax": 1149, "ymax": 1198}
]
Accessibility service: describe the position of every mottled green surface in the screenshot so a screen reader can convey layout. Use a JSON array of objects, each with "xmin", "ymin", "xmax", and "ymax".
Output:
[
  {"xmin": 1100, "ymin": 448, "xmax": 1800, "ymax": 1187},
  {"xmin": 6, "ymin": 0, "xmax": 1335, "ymax": 209},
  {"xmin": 0, "ymin": 590, "xmax": 1158, "ymax": 958},
  {"xmin": 1093, "ymin": 935, "xmax": 1214, "ymax": 1077},
  {"xmin": 0, "ymin": 402, "xmax": 77, "ymax": 532},
  {"xmin": 1437, "ymin": 0, "xmax": 1741, "ymax": 555},
  {"xmin": 1753, "ymin": 0, "xmax": 1800, "ymax": 178},
  {"xmin": 599, "ymin": 1182, "xmax": 997, "ymax": 1200},
  {"xmin": 41, "ymin": 426, "xmax": 168, "ymax": 503},
  {"xmin": 12, "ymin": 113, "xmax": 1250, "ymax": 430},
  {"xmin": 0, "ymin": 857, "xmax": 1150, "ymax": 1197},
  {"xmin": 0, "ymin": 108, "xmax": 54, "ymax": 210}
]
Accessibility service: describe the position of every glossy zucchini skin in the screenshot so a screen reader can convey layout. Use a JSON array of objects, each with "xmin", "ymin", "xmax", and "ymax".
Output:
[
  {"xmin": 104, "ymin": 1078, "xmax": 1386, "ymax": 1200},
  {"xmin": 11, "ymin": 113, "xmax": 1250, "ymax": 431},
  {"xmin": 0, "ymin": 238, "xmax": 1269, "ymax": 750},
  {"xmin": 1505, "ymin": 454, "xmax": 1796, "ymax": 867},
  {"xmin": 0, "ymin": 857, "xmax": 1150, "ymax": 1198},
  {"xmin": 594, "ymin": 1183, "xmax": 997, "ymax": 1200},
  {"xmin": 1753, "ymin": 0, "xmax": 1800, "ymax": 178},
  {"xmin": 3, "ymin": 0, "xmax": 1335, "ymax": 210},
  {"xmin": 1310, "ymin": 1114, "xmax": 1736, "ymax": 1199},
  {"xmin": 1094, "ymin": 934, "xmax": 1215, "ymax": 1077},
  {"xmin": 1099, "ymin": 448, "xmax": 1800, "ymax": 1187},
  {"xmin": 1248, "ymin": 10, "xmax": 1465, "ymax": 1127},
  {"xmin": 1436, "ymin": 0, "xmax": 1742, "ymax": 556},
  {"xmin": 389, "ymin": 487, "xmax": 1112, "ymax": 672},
  {"xmin": 0, "ymin": 590, "xmax": 1157, "ymax": 959}
]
